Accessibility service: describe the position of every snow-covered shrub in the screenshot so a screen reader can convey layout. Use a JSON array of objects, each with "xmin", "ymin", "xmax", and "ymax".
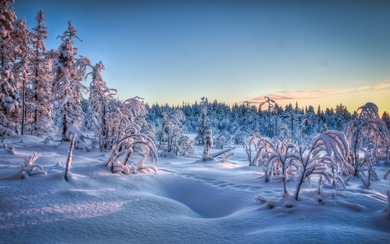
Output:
[
  {"xmin": 261, "ymin": 138, "xmax": 300, "ymax": 197},
  {"xmin": 19, "ymin": 153, "xmax": 46, "ymax": 179},
  {"xmin": 293, "ymin": 130, "xmax": 350, "ymax": 200},
  {"xmin": 244, "ymin": 133, "xmax": 279, "ymax": 170},
  {"xmin": 344, "ymin": 102, "xmax": 390, "ymax": 187},
  {"xmin": 233, "ymin": 130, "xmax": 248, "ymax": 145},
  {"xmin": 176, "ymin": 135, "xmax": 195, "ymax": 157},
  {"xmin": 104, "ymin": 124, "xmax": 158, "ymax": 174},
  {"xmin": 244, "ymin": 133, "xmax": 263, "ymax": 167},
  {"xmin": 214, "ymin": 132, "xmax": 232, "ymax": 149},
  {"xmin": 159, "ymin": 110, "xmax": 186, "ymax": 155},
  {"xmin": 105, "ymin": 98, "xmax": 158, "ymax": 174}
]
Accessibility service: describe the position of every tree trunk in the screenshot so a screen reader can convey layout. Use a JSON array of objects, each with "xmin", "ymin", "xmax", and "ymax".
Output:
[
  {"xmin": 21, "ymin": 72, "xmax": 26, "ymax": 135},
  {"xmin": 64, "ymin": 135, "xmax": 75, "ymax": 181},
  {"xmin": 63, "ymin": 103, "xmax": 68, "ymax": 141}
]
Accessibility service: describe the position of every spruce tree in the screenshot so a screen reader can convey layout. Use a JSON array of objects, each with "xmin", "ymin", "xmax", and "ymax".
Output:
[
  {"xmin": 52, "ymin": 21, "xmax": 88, "ymax": 141},
  {"xmin": 0, "ymin": 0, "xmax": 19, "ymax": 133},
  {"xmin": 29, "ymin": 10, "xmax": 53, "ymax": 136}
]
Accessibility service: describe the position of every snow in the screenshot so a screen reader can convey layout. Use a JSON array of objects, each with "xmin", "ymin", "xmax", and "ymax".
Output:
[{"xmin": 0, "ymin": 135, "xmax": 389, "ymax": 243}]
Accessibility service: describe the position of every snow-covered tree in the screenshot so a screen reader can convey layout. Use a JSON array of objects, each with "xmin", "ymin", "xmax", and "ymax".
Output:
[
  {"xmin": 52, "ymin": 21, "xmax": 89, "ymax": 142},
  {"xmin": 93, "ymin": 97, "xmax": 141, "ymax": 151},
  {"xmin": 28, "ymin": 10, "xmax": 54, "ymax": 136},
  {"xmin": 344, "ymin": 102, "xmax": 390, "ymax": 187},
  {"xmin": 0, "ymin": 0, "xmax": 16, "ymax": 68},
  {"xmin": 176, "ymin": 135, "xmax": 195, "ymax": 157},
  {"xmin": 233, "ymin": 130, "xmax": 248, "ymax": 145},
  {"xmin": 104, "ymin": 97, "xmax": 158, "ymax": 174},
  {"xmin": 259, "ymin": 96, "xmax": 278, "ymax": 138},
  {"xmin": 0, "ymin": 0, "xmax": 19, "ymax": 133},
  {"xmin": 88, "ymin": 61, "xmax": 117, "ymax": 151},
  {"xmin": 214, "ymin": 132, "xmax": 232, "ymax": 149},
  {"xmin": 293, "ymin": 130, "xmax": 350, "ymax": 200},
  {"xmin": 11, "ymin": 18, "xmax": 30, "ymax": 135},
  {"xmin": 11, "ymin": 17, "xmax": 32, "ymax": 135},
  {"xmin": 202, "ymin": 128, "xmax": 213, "ymax": 161},
  {"xmin": 196, "ymin": 97, "xmax": 211, "ymax": 145},
  {"xmin": 159, "ymin": 109, "xmax": 186, "ymax": 155}
]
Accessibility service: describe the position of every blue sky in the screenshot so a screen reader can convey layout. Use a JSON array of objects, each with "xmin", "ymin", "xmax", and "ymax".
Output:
[{"xmin": 13, "ymin": 0, "xmax": 390, "ymax": 113}]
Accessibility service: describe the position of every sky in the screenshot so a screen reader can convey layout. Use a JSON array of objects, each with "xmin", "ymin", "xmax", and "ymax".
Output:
[{"xmin": 12, "ymin": 0, "xmax": 390, "ymax": 114}]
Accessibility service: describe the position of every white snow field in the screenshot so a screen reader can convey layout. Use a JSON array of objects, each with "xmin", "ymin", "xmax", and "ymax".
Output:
[{"xmin": 0, "ymin": 135, "xmax": 389, "ymax": 243}]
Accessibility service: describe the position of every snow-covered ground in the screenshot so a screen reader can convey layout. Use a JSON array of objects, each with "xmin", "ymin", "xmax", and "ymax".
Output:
[{"xmin": 0, "ymin": 135, "xmax": 389, "ymax": 243}]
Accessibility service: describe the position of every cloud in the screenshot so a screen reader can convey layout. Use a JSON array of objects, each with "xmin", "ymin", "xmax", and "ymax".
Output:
[{"xmin": 245, "ymin": 82, "xmax": 390, "ymax": 105}]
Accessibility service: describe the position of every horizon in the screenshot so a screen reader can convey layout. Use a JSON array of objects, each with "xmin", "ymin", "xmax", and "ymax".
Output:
[{"xmin": 13, "ymin": 0, "xmax": 390, "ymax": 114}]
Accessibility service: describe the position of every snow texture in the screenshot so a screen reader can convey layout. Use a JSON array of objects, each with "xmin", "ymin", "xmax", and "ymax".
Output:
[{"xmin": 0, "ymin": 135, "xmax": 389, "ymax": 243}]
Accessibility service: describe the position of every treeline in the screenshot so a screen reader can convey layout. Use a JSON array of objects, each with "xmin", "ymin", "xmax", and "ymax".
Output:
[{"xmin": 146, "ymin": 98, "xmax": 390, "ymax": 143}]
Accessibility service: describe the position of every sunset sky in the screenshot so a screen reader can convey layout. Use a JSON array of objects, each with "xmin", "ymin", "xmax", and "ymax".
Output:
[{"xmin": 14, "ymin": 0, "xmax": 390, "ymax": 114}]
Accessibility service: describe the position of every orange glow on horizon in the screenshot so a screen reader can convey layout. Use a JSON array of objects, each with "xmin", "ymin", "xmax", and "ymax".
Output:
[{"xmin": 236, "ymin": 81, "xmax": 390, "ymax": 115}]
